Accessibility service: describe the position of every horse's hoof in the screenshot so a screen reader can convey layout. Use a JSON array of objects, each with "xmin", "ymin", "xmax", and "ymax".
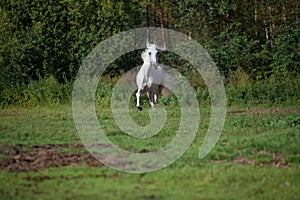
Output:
[{"xmin": 137, "ymin": 106, "xmax": 143, "ymax": 111}]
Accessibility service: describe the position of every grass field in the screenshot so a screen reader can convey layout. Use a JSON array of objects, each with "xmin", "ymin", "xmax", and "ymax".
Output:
[{"xmin": 0, "ymin": 100, "xmax": 300, "ymax": 199}]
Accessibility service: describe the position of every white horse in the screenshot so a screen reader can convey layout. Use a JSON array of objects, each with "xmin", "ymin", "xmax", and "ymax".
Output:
[{"xmin": 136, "ymin": 41, "xmax": 165, "ymax": 110}]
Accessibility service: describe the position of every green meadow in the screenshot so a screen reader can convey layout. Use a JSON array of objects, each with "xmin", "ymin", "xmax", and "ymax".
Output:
[{"xmin": 0, "ymin": 80, "xmax": 299, "ymax": 199}]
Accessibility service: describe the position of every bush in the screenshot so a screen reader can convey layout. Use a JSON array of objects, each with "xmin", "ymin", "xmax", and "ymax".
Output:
[
  {"xmin": 226, "ymin": 73, "xmax": 300, "ymax": 105},
  {"xmin": 0, "ymin": 76, "xmax": 72, "ymax": 107},
  {"xmin": 271, "ymin": 22, "xmax": 300, "ymax": 75}
]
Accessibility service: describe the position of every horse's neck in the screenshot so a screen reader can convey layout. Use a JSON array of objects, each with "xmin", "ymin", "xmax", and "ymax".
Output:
[{"xmin": 141, "ymin": 62, "xmax": 152, "ymax": 77}]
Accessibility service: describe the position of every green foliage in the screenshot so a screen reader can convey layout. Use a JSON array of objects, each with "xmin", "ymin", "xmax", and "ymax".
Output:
[
  {"xmin": 165, "ymin": 1, "xmax": 300, "ymax": 79},
  {"xmin": 0, "ymin": 76, "xmax": 72, "ymax": 107},
  {"xmin": 226, "ymin": 75, "xmax": 300, "ymax": 105},
  {"xmin": 287, "ymin": 115, "xmax": 300, "ymax": 129},
  {"xmin": 0, "ymin": 0, "xmax": 299, "ymax": 107},
  {"xmin": 1, "ymin": 72, "xmax": 299, "ymax": 108},
  {"xmin": 0, "ymin": 0, "xmax": 144, "ymax": 86},
  {"xmin": 271, "ymin": 22, "xmax": 300, "ymax": 75},
  {"xmin": 208, "ymin": 31, "xmax": 261, "ymax": 76}
]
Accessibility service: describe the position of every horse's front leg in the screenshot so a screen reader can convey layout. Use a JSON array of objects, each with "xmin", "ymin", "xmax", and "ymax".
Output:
[{"xmin": 136, "ymin": 88, "xmax": 142, "ymax": 110}]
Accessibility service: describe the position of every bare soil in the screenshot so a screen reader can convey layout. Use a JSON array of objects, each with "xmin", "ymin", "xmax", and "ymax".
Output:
[
  {"xmin": 212, "ymin": 150, "xmax": 289, "ymax": 168},
  {"xmin": 0, "ymin": 144, "xmax": 103, "ymax": 172},
  {"xmin": 1, "ymin": 108, "xmax": 298, "ymax": 172},
  {"xmin": 227, "ymin": 108, "xmax": 300, "ymax": 115}
]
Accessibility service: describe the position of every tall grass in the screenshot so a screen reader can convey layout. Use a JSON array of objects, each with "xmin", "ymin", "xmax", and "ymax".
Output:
[
  {"xmin": 0, "ymin": 76, "xmax": 72, "ymax": 107},
  {"xmin": 1, "ymin": 71, "xmax": 299, "ymax": 108},
  {"xmin": 226, "ymin": 70, "xmax": 300, "ymax": 106}
]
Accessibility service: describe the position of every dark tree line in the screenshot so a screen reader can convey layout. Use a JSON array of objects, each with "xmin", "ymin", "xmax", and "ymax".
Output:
[{"xmin": 0, "ymin": 0, "xmax": 299, "ymax": 90}]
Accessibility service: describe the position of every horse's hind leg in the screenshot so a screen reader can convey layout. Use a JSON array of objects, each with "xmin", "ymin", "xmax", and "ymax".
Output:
[
  {"xmin": 158, "ymin": 85, "xmax": 164, "ymax": 96},
  {"xmin": 148, "ymin": 90, "xmax": 156, "ymax": 109},
  {"xmin": 153, "ymin": 84, "xmax": 163, "ymax": 105}
]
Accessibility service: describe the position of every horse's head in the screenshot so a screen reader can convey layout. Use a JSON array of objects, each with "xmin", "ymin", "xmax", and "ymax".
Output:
[{"xmin": 143, "ymin": 40, "xmax": 165, "ymax": 69}]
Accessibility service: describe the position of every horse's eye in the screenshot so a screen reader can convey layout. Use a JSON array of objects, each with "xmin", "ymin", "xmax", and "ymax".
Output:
[{"xmin": 148, "ymin": 52, "xmax": 151, "ymax": 55}]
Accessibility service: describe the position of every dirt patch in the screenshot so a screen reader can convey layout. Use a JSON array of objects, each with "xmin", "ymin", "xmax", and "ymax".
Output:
[
  {"xmin": 212, "ymin": 151, "xmax": 289, "ymax": 168},
  {"xmin": 0, "ymin": 144, "xmax": 103, "ymax": 172},
  {"xmin": 227, "ymin": 109, "xmax": 300, "ymax": 115}
]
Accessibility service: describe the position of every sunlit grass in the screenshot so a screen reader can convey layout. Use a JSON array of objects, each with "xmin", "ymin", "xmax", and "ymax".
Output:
[{"xmin": 0, "ymin": 102, "xmax": 299, "ymax": 199}]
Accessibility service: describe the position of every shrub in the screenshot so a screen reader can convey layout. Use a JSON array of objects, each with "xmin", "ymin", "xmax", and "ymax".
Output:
[
  {"xmin": 226, "ymin": 73, "xmax": 300, "ymax": 105},
  {"xmin": 0, "ymin": 76, "xmax": 72, "ymax": 107}
]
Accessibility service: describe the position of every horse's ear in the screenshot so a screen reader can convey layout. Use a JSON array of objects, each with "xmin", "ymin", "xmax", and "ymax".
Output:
[
  {"xmin": 156, "ymin": 45, "xmax": 166, "ymax": 52},
  {"xmin": 146, "ymin": 38, "xmax": 151, "ymax": 49}
]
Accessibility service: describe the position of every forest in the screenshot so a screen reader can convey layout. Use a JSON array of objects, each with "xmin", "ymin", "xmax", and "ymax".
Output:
[{"xmin": 0, "ymin": 0, "xmax": 299, "ymax": 106}]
